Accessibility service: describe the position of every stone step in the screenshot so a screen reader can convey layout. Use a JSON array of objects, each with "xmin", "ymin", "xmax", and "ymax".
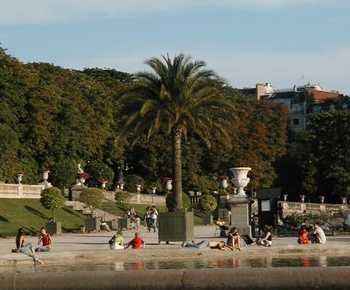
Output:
[{"xmin": 65, "ymin": 200, "xmax": 119, "ymax": 222}]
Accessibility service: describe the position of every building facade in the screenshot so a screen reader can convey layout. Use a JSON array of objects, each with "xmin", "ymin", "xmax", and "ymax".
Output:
[{"xmin": 240, "ymin": 83, "xmax": 350, "ymax": 131}]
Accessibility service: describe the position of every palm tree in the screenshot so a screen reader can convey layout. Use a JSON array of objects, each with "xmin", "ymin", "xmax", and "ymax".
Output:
[{"xmin": 120, "ymin": 54, "xmax": 234, "ymax": 210}]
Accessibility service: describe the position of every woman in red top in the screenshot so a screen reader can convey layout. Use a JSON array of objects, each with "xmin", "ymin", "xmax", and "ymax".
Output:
[
  {"xmin": 35, "ymin": 227, "xmax": 52, "ymax": 252},
  {"xmin": 126, "ymin": 232, "xmax": 144, "ymax": 249},
  {"xmin": 298, "ymin": 225, "xmax": 311, "ymax": 244}
]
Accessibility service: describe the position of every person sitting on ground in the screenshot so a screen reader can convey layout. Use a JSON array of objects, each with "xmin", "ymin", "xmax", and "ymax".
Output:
[
  {"xmin": 182, "ymin": 240, "xmax": 209, "ymax": 249},
  {"xmin": 298, "ymin": 225, "xmax": 311, "ymax": 244},
  {"xmin": 101, "ymin": 220, "xmax": 111, "ymax": 232},
  {"xmin": 109, "ymin": 230, "xmax": 124, "ymax": 250},
  {"xmin": 125, "ymin": 232, "xmax": 144, "ymax": 249},
  {"xmin": 35, "ymin": 227, "xmax": 52, "ymax": 252},
  {"xmin": 256, "ymin": 226, "xmax": 272, "ymax": 247},
  {"xmin": 312, "ymin": 223, "xmax": 327, "ymax": 244},
  {"xmin": 13, "ymin": 228, "xmax": 43, "ymax": 264},
  {"xmin": 208, "ymin": 240, "xmax": 233, "ymax": 251},
  {"xmin": 227, "ymin": 227, "xmax": 241, "ymax": 251},
  {"xmin": 215, "ymin": 219, "xmax": 229, "ymax": 237}
]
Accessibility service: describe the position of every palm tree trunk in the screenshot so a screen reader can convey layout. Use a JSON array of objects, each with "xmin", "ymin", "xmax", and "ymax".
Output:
[{"xmin": 173, "ymin": 128, "xmax": 183, "ymax": 210}]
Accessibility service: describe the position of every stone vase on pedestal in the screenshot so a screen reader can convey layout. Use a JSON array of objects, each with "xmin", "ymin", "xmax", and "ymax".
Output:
[{"xmin": 228, "ymin": 167, "xmax": 252, "ymax": 237}]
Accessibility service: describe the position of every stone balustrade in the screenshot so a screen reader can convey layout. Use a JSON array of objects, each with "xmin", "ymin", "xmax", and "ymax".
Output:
[
  {"xmin": 0, "ymin": 183, "xmax": 44, "ymax": 199},
  {"xmin": 279, "ymin": 201, "xmax": 350, "ymax": 218},
  {"xmin": 126, "ymin": 192, "xmax": 165, "ymax": 206},
  {"xmin": 72, "ymin": 187, "xmax": 166, "ymax": 206}
]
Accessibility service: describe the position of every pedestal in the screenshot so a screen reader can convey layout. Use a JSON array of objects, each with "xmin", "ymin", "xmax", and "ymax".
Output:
[{"xmin": 228, "ymin": 196, "xmax": 251, "ymax": 237}]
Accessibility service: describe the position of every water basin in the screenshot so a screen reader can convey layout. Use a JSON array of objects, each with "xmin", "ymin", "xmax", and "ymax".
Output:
[{"xmin": 1, "ymin": 256, "xmax": 350, "ymax": 273}]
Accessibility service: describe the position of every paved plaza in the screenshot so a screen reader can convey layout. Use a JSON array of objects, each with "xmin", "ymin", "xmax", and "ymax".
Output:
[{"xmin": 1, "ymin": 225, "xmax": 350, "ymax": 267}]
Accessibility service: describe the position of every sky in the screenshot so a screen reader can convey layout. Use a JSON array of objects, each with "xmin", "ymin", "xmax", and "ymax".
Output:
[{"xmin": 0, "ymin": 0, "xmax": 349, "ymax": 94}]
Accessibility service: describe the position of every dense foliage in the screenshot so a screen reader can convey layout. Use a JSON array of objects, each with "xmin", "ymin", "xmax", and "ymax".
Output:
[
  {"xmin": 283, "ymin": 111, "xmax": 350, "ymax": 202},
  {"xmin": 40, "ymin": 187, "xmax": 65, "ymax": 220},
  {"xmin": 0, "ymin": 47, "xmax": 288, "ymax": 195},
  {"xmin": 79, "ymin": 187, "xmax": 104, "ymax": 210},
  {"xmin": 200, "ymin": 194, "xmax": 218, "ymax": 213}
]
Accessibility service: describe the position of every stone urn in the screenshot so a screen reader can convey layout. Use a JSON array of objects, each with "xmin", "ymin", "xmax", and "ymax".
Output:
[
  {"xmin": 300, "ymin": 194, "xmax": 305, "ymax": 203},
  {"xmin": 283, "ymin": 194, "xmax": 288, "ymax": 201},
  {"xmin": 342, "ymin": 197, "xmax": 348, "ymax": 204},
  {"xmin": 136, "ymin": 184, "xmax": 142, "ymax": 193},
  {"xmin": 17, "ymin": 172, "xmax": 24, "ymax": 184},
  {"xmin": 43, "ymin": 170, "xmax": 50, "ymax": 182},
  {"xmin": 165, "ymin": 178, "xmax": 173, "ymax": 191},
  {"xmin": 320, "ymin": 196, "xmax": 325, "ymax": 204},
  {"xmin": 99, "ymin": 179, "xmax": 107, "ymax": 189},
  {"xmin": 220, "ymin": 176, "xmax": 229, "ymax": 189},
  {"xmin": 229, "ymin": 167, "xmax": 251, "ymax": 197}
]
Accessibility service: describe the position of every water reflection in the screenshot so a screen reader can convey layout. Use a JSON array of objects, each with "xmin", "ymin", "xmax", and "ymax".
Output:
[{"xmin": 1, "ymin": 256, "xmax": 350, "ymax": 273}]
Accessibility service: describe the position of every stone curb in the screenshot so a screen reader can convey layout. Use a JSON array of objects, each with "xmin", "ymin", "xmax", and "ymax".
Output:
[{"xmin": 1, "ymin": 267, "xmax": 350, "ymax": 290}]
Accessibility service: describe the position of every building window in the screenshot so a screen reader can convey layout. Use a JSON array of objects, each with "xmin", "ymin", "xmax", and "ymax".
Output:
[{"xmin": 292, "ymin": 118, "xmax": 299, "ymax": 125}]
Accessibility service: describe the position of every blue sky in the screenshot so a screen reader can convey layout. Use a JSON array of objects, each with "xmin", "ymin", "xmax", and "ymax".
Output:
[{"xmin": 0, "ymin": 0, "xmax": 349, "ymax": 94}]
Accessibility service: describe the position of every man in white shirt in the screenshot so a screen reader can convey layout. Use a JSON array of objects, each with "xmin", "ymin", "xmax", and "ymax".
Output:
[{"xmin": 313, "ymin": 223, "xmax": 327, "ymax": 244}]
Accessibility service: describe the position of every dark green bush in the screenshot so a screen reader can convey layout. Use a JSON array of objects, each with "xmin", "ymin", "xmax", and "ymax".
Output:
[
  {"xmin": 79, "ymin": 187, "xmax": 104, "ymax": 211},
  {"xmin": 200, "ymin": 194, "xmax": 217, "ymax": 213},
  {"xmin": 40, "ymin": 187, "xmax": 65, "ymax": 220}
]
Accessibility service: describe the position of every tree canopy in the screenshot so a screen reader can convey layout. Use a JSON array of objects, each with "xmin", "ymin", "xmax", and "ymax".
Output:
[{"xmin": 0, "ymin": 47, "xmax": 288, "ymax": 196}]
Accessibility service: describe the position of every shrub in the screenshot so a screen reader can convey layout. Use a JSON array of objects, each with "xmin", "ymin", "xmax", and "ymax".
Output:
[
  {"xmin": 40, "ymin": 187, "xmax": 65, "ymax": 220},
  {"xmin": 124, "ymin": 174, "xmax": 145, "ymax": 192},
  {"xmin": 200, "ymin": 194, "xmax": 217, "ymax": 213},
  {"xmin": 166, "ymin": 193, "xmax": 191, "ymax": 211},
  {"xmin": 79, "ymin": 187, "xmax": 104, "ymax": 212}
]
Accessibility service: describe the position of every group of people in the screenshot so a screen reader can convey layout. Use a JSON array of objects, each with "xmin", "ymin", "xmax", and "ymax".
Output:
[
  {"xmin": 127, "ymin": 206, "xmax": 158, "ymax": 232},
  {"xmin": 144, "ymin": 206, "xmax": 158, "ymax": 232},
  {"xmin": 109, "ymin": 231, "xmax": 144, "ymax": 250},
  {"xmin": 12, "ymin": 227, "xmax": 52, "ymax": 264},
  {"xmin": 183, "ymin": 225, "xmax": 273, "ymax": 251},
  {"xmin": 12, "ymin": 215, "xmax": 327, "ymax": 264},
  {"xmin": 298, "ymin": 219, "xmax": 327, "ymax": 245}
]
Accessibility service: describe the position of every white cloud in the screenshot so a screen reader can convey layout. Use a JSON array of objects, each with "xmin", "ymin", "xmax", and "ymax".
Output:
[{"xmin": 0, "ymin": 0, "xmax": 332, "ymax": 25}]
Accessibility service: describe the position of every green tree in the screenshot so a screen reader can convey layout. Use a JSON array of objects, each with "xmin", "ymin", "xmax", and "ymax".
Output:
[
  {"xmin": 79, "ymin": 187, "xmax": 104, "ymax": 212},
  {"xmin": 119, "ymin": 54, "xmax": 234, "ymax": 210},
  {"xmin": 40, "ymin": 187, "xmax": 65, "ymax": 220},
  {"xmin": 296, "ymin": 111, "xmax": 350, "ymax": 201},
  {"xmin": 200, "ymin": 194, "xmax": 218, "ymax": 213},
  {"xmin": 50, "ymin": 159, "xmax": 77, "ymax": 190}
]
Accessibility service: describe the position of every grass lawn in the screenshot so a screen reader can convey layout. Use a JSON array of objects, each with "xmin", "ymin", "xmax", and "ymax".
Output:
[{"xmin": 0, "ymin": 199, "xmax": 86, "ymax": 237}]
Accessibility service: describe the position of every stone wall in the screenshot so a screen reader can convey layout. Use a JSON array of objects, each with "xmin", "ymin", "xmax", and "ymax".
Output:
[
  {"xmin": 279, "ymin": 201, "xmax": 350, "ymax": 218},
  {"xmin": 115, "ymin": 191, "xmax": 166, "ymax": 206},
  {"xmin": 0, "ymin": 183, "xmax": 43, "ymax": 199}
]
